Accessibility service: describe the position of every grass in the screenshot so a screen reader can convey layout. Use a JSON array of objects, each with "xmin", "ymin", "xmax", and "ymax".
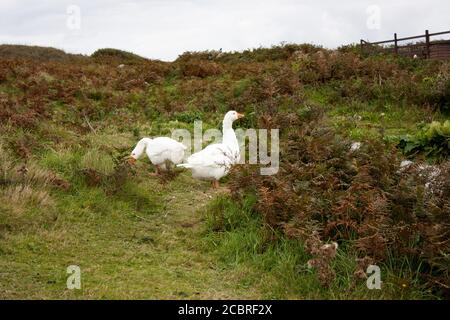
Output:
[
  {"xmin": 0, "ymin": 94, "xmax": 443, "ymax": 299},
  {"xmin": 0, "ymin": 154, "xmax": 263, "ymax": 299},
  {"xmin": 1, "ymin": 121, "xmax": 432, "ymax": 299},
  {"xmin": 301, "ymin": 85, "xmax": 448, "ymax": 141},
  {"xmin": 0, "ymin": 44, "xmax": 447, "ymax": 299},
  {"xmin": 202, "ymin": 195, "xmax": 435, "ymax": 299}
]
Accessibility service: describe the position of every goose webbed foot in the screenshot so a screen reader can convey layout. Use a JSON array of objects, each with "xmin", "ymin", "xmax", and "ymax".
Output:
[{"xmin": 149, "ymin": 165, "xmax": 162, "ymax": 176}]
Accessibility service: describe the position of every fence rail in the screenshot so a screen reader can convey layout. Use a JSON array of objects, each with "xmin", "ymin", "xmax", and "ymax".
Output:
[{"xmin": 360, "ymin": 29, "xmax": 450, "ymax": 59}]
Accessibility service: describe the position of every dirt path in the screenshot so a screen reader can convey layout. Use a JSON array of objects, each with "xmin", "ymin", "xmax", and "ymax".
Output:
[{"xmin": 0, "ymin": 173, "xmax": 261, "ymax": 299}]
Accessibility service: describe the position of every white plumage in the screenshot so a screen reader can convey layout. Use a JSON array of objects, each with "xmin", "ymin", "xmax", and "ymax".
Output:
[
  {"xmin": 129, "ymin": 137, "xmax": 187, "ymax": 172},
  {"xmin": 177, "ymin": 110, "xmax": 244, "ymax": 186},
  {"xmin": 179, "ymin": 143, "xmax": 238, "ymax": 180}
]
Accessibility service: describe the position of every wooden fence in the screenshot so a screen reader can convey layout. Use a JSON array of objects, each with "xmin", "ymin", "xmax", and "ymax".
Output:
[{"xmin": 360, "ymin": 30, "xmax": 450, "ymax": 59}]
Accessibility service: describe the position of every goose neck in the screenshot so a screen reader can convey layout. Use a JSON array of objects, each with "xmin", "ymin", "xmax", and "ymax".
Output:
[{"xmin": 223, "ymin": 119, "xmax": 233, "ymax": 131}]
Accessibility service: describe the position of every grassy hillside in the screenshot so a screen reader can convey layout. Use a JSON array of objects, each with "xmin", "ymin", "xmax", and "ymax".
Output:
[
  {"xmin": 0, "ymin": 44, "xmax": 85, "ymax": 62},
  {"xmin": 0, "ymin": 44, "xmax": 448, "ymax": 299}
]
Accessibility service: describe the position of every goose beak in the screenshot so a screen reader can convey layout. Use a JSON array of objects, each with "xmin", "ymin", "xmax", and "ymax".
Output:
[
  {"xmin": 127, "ymin": 155, "xmax": 137, "ymax": 165},
  {"xmin": 237, "ymin": 113, "xmax": 245, "ymax": 119}
]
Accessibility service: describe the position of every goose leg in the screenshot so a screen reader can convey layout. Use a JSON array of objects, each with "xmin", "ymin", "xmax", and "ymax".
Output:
[
  {"xmin": 164, "ymin": 159, "xmax": 172, "ymax": 172},
  {"xmin": 149, "ymin": 165, "xmax": 161, "ymax": 176}
]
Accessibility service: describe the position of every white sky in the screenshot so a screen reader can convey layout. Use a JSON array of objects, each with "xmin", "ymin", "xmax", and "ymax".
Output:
[{"xmin": 0, "ymin": 0, "xmax": 449, "ymax": 61}]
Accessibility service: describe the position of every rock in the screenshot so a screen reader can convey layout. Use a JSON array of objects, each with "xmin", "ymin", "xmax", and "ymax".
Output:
[
  {"xmin": 350, "ymin": 142, "xmax": 361, "ymax": 152},
  {"xmin": 400, "ymin": 160, "xmax": 414, "ymax": 169},
  {"xmin": 398, "ymin": 160, "xmax": 443, "ymax": 194}
]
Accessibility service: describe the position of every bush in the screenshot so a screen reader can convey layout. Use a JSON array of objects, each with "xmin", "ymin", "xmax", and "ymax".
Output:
[
  {"xmin": 0, "ymin": 44, "xmax": 84, "ymax": 62},
  {"xmin": 399, "ymin": 120, "xmax": 450, "ymax": 160},
  {"xmin": 176, "ymin": 53, "xmax": 223, "ymax": 78},
  {"xmin": 91, "ymin": 48, "xmax": 147, "ymax": 64},
  {"xmin": 228, "ymin": 111, "xmax": 450, "ymax": 295}
]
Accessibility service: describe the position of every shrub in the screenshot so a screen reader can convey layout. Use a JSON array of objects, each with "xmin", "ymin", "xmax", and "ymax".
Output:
[
  {"xmin": 0, "ymin": 44, "xmax": 83, "ymax": 62},
  {"xmin": 174, "ymin": 110, "xmax": 204, "ymax": 123},
  {"xmin": 399, "ymin": 120, "xmax": 450, "ymax": 160},
  {"xmin": 91, "ymin": 48, "xmax": 147, "ymax": 64},
  {"xmin": 228, "ymin": 111, "xmax": 450, "ymax": 295},
  {"xmin": 176, "ymin": 52, "xmax": 223, "ymax": 78}
]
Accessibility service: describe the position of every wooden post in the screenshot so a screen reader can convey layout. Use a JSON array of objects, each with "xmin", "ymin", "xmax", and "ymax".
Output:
[
  {"xmin": 394, "ymin": 33, "xmax": 398, "ymax": 55},
  {"xmin": 425, "ymin": 30, "xmax": 430, "ymax": 59},
  {"xmin": 360, "ymin": 39, "xmax": 364, "ymax": 55}
]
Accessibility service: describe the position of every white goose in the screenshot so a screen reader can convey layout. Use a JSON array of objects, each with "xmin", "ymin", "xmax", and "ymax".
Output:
[
  {"xmin": 177, "ymin": 111, "xmax": 244, "ymax": 188},
  {"xmin": 128, "ymin": 137, "xmax": 187, "ymax": 175}
]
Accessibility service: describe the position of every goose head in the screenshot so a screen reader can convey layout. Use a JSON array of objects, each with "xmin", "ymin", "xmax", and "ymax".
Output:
[
  {"xmin": 127, "ymin": 155, "xmax": 137, "ymax": 165},
  {"xmin": 127, "ymin": 138, "xmax": 148, "ymax": 165},
  {"xmin": 223, "ymin": 110, "xmax": 244, "ymax": 128}
]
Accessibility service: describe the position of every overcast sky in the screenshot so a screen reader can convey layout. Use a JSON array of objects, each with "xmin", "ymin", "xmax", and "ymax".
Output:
[{"xmin": 0, "ymin": 0, "xmax": 449, "ymax": 61}]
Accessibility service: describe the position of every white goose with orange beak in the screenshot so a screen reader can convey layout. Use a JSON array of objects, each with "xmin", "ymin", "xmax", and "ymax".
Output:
[{"xmin": 177, "ymin": 110, "xmax": 244, "ymax": 188}]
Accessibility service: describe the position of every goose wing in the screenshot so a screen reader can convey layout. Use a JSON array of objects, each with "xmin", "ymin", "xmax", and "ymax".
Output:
[
  {"xmin": 179, "ymin": 143, "xmax": 236, "ymax": 168},
  {"xmin": 147, "ymin": 137, "xmax": 186, "ymax": 157}
]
